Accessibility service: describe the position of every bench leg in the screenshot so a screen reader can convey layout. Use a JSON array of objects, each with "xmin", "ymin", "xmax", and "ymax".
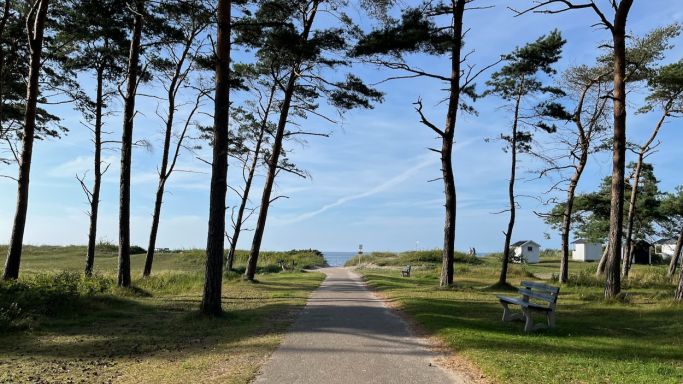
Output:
[
  {"xmin": 500, "ymin": 302, "xmax": 524, "ymax": 322},
  {"xmin": 522, "ymin": 307, "xmax": 535, "ymax": 332},
  {"xmin": 547, "ymin": 311, "xmax": 556, "ymax": 329}
]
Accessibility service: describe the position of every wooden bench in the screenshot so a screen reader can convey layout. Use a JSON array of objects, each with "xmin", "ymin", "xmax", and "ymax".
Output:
[
  {"xmin": 496, "ymin": 281, "xmax": 559, "ymax": 332},
  {"xmin": 401, "ymin": 265, "xmax": 411, "ymax": 277}
]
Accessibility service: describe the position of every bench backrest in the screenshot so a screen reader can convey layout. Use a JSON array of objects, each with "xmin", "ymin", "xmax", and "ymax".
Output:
[
  {"xmin": 403, "ymin": 265, "xmax": 411, "ymax": 271},
  {"xmin": 519, "ymin": 281, "xmax": 559, "ymax": 306}
]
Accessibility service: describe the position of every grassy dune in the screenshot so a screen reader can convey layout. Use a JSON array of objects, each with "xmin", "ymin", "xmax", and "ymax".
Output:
[{"xmin": 0, "ymin": 246, "xmax": 325, "ymax": 384}]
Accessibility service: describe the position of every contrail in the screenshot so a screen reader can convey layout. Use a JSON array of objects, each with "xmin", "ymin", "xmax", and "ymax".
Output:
[{"xmin": 279, "ymin": 154, "xmax": 439, "ymax": 224}]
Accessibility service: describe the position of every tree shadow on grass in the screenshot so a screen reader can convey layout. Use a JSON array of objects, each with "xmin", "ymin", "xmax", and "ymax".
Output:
[{"xmin": 400, "ymin": 296, "xmax": 683, "ymax": 364}]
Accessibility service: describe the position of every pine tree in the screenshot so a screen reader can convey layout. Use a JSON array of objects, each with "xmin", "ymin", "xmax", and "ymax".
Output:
[{"xmin": 484, "ymin": 30, "xmax": 565, "ymax": 287}]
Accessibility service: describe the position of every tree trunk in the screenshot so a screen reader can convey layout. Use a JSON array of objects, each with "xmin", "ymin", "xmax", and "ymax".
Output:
[
  {"xmin": 84, "ymin": 66, "xmax": 105, "ymax": 277},
  {"xmin": 596, "ymin": 242, "xmax": 609, "ymax": 276},
  {"xmin": 675, "ymin": 253, "xmax": 683, "ymax": 301},
  {"xmin": 438, "ymin": 0, "xmax": 465, "ymax": 287},
  {"xmin": 143, "ymin": 181, "xmax": 165, "ymax": 277},
  {"xmin": 201, "ymin": 0, "xmax": 231, "ymax": 316},
  {"xmin": 559, "ymin": 83, "xmax": 593, "ymax": 284},
  {"xmin": 623, "ymin": 110, "xmax": 667, "ymax": 278},
  {"xmin": 144, "ymin": 31, "xmax": 194, "ymax": 277},
  {"xmin": 226, "ymin": 85, "xmax": 275, "ymax": 272},
  {"xmin": 0, "ymin": 1, "xmax": 10, "ymax": 141},
  {"xmin": 667, "ymin": 227, "xmax": 683, "ymax": 278},
  {"xmin": 3, "ymin": 0, "xmax": 49, "ymax": 280},
  {"xmin": 244, "ymin": 76, "xmax": 296, "ymax": 281},
  {"xmin": 622, "ymin": 154, "xmax": 642, "ymax": 278},
  {"xmin": 244, "ymin": 2, "xmax": 319, "ymax": 281},
  {"xmin": 498, "ymin": 91, "xmax": 523, "ymax": 286},
  {"xmin": 604, "ymin": 0, "xmax": 633, "ymax": 299},
  {"xmin": 118, "ymin": 1, "xmax": 144, "ymax": 288},
  {"xmin": 560, "ymin": 164, "xmax": 584, "ymax": 283}
]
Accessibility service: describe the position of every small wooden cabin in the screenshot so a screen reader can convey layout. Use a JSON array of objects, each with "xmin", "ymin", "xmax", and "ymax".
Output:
[
  {"xmin": 571, "ymin": 239, "xmax": 602, "ymax": 262},
  {"xmin": 510, "ymin": 240, "xmax": 540, "ymax": 264}
]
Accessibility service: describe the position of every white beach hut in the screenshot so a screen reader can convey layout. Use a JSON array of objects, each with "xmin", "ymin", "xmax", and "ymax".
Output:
[
  {"xmin": 571, "ymin": 239, "xmax": 602, "ymax": 262},
  {"xmin": 510, "ymin": 240, "xmax": 540, "ymax": 264},
  {"xmin": 654, "ymin": 238, "xmax": 678, "ymax": 259}
]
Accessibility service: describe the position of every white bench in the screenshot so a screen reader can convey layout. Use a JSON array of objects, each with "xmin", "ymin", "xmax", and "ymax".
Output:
[
  {"xmin": 401, "ymin": 265, "xmax": 411, "ymax": 277},
  {"xmin": 496, "ymin": 281, "xmax": 559, "ymax": 332}
]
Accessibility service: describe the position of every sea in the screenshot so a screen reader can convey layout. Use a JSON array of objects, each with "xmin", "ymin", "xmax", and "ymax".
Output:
[{"xmin": 322, "ymin": 251, "xmax": 358, "ymax": 267}]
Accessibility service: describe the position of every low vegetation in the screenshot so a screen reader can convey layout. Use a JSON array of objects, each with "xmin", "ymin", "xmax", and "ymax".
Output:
[
  {"xmin": 344, "ymin": 249, "xmax": 482, "ymax": 268},
  {"xmin": 0, "ymin": 246, "xmax": 325, "ymax": 383},
  {"xmin": 356, "ymin": 254, "xmax": 683, "ymax": 384}
]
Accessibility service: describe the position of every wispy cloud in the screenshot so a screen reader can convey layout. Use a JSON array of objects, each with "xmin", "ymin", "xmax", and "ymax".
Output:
[{"xmin": 277, "ymin": 154, "xmax": 439, "ymax": 224}]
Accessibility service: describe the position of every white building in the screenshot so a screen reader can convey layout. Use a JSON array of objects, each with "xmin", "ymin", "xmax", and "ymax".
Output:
[
  {"xmin": 510, "ymin": 240, "xmax": 540, "ymax": 264},
  {"xmin": 571, "ymin": 239, "xmax": 602, "ymax": 262},
  {"xmin": 654, "ymin": 238, "xmax": 678, "ymax": 259}
]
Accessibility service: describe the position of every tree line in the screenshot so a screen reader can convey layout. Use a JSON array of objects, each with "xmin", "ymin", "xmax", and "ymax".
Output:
[{"xmin": 1, "ymin": 0, "xmax": 682, "ymax": 316}]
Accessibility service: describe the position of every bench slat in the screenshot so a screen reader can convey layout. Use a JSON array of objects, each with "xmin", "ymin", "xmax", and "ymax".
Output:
[
  {"xmin": 521, "ymin": 281, "xmax": 559, "ymax": 293},
  {"xmin": 518, "ymin": 289, "xmax": 556, "ymax": 303},
  {"xmin": 496, "ymin": 296, "xmax": 552, "ymax": 311}
]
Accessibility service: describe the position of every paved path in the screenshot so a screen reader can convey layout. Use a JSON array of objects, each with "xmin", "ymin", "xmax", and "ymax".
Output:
[{"xmin": 253, "ymin": 267, "xmax": 462, "ymax": 384}]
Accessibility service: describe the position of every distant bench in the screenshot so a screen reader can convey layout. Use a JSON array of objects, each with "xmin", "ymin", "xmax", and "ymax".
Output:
[
  {"xmin": 496, "ymin": 281, "xmax": 559, "ymax": 332},
  {"xmin": 401, "ymin": 265, "xmax": 411, "ymax": 277}
]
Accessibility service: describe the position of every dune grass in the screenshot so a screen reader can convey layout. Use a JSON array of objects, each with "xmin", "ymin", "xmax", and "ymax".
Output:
[
  {"xmin": 357, "ymin": 256, "xmax": 683, "ymax": 384},
  {"xmin": 0, "ymin": 246, "xmax": 325, "ymax": 384}
]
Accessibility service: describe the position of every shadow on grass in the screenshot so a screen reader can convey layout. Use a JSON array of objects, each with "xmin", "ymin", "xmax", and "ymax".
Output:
[{"xmin": 398, "ymin": 295, "xmax": 683, "ymax": 363}]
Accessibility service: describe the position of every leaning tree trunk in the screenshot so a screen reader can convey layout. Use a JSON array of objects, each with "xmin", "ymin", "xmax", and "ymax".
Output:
[
  {"xmin": 559, "ymin": 82, "xmax": 594, "ymax": 284},
  {"xmin": 675, "ymin": 254, "xmax": 683, "ymax": 301},
  {"xmin": 596, "ymin": 242, "xmax": 609, "ymax": 277},
  {"xmin": 201, "ymin": 0, "xmax": 231, "ymax": 316},
  {"xmin": 244, "ymin": 73, "xmax": 297, "ymax": 281},
  {"xmin": 438, "ymin": 0, "xmax": 465, "ymax": 287},
  {"xmin": 84, "ymin": 66, "xmax": 105, "ymax": 277},
  {"xmin": 560, "ymin": 159, "xmax": 586, "ymax": 284},
  {"xmin": 0, "ymin": 1, "xmax": 10, "ymax": 142},
  {"xmin": 623, "ymin": 110, "xmax": 668, "ymax": 278},
  {"xmin": 604, "ymin": 1, "xmax": 632, "ymax": 299},
  {"xmin": 622, "ymin": 155, "xmax": 642, "ymax": 278},
  {"xmin": 118, "ymin": 1, "xmax": 144, "ymax": 287},
  {"xmin": 3, "ymin": 0, "xmax": 49, "ymax": 280},
  {"xmin": 244, "ymin": 3, "xmax": 319, "ymax": 281},
  {"xmin": 143, "ymin": 179, "xmax": 166, "ymax": 277},
  {"xmin": 144, "ymin": 34, "xmax": 194, "ymax": 277},
  {"xmin": 498, "ymin": 91, "xmax": 523, "ymax": 286},
  {"xmin": 667, "ymin": 227, "xmax": 683, "ymax": 278},
  {"xmin": 226, "ymin": 86, "xmax": 274, "ymax": 271}
]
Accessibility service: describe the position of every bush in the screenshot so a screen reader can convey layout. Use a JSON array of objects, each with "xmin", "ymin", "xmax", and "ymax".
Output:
[
  {"xmin": 130, "ymin": 245, "xmax": 147, "ymax": 255},
  {"xmin": 0, "ymin": 272, "xmax": 114, "ymax": 322},
  {"xmin": 95, "ymin": 240, "xmax": 118, "ymax": 253},
  {"xmin": 228, "ymin": 249, "xmax": 326, "ymax": 272},
  {"xmin": 0, "ymin": 302, "xmax": 29, "ymax": 332}
]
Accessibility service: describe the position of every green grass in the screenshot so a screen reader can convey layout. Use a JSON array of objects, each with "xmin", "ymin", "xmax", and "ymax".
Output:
[
  {"xmin": 357, "ymin": 255, "xmax": 683, "ymax": 384},
  {"xmin": 344, "ymin": 249, "xmax": 482, "ymax": 267},
  {"xmin": 0, "ymin": 244, "xmax": 325, "ymax": 276},
  {"xmin": 0, "ymin": 245, "xmax": 325, "ymax": 383}
]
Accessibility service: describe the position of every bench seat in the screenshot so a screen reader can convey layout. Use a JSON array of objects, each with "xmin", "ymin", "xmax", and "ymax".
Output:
[
  {"xmin": 496, "ymin": 296, "xmax": 553, "ymax": 312},
  {"xmin": 496, "ymin": 281, "xmax": 559, "ymax": 332}
]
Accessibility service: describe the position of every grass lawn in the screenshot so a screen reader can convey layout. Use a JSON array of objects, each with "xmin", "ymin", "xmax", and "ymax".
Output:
[
  {"xmin": 355, "ymin": 255, "xmax": 683, "ymax": 384},
  {"xmin": 0, "ymin": 246, "xmax": 325, "ymax": 384}
]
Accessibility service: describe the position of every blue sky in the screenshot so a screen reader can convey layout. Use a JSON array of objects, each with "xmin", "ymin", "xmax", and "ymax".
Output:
[{"xmin": 1, "ymin": 0, "xmax": 682, "ymax": 253}]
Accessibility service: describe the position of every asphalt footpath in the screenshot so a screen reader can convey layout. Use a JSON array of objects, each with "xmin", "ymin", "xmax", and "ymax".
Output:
[{"xmin": 252, "ymin": 267, "xmax": 467, "ymax": 384}]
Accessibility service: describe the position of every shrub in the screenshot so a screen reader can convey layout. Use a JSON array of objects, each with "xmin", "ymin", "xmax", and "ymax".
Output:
[
  {"xmin": 129, "ymin": 245, "xmax": 147, "ymax": 254},
  {"xmin": 95, "ymin": 240, "xmax": 118, "ymax": 253},
  {"xmin": 0, "ymin": 272, "xmax": 114, "ymax": 321},
  {"xmin": 0, "ymin": 302, "xmax": 29, "ymax": 332}
]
